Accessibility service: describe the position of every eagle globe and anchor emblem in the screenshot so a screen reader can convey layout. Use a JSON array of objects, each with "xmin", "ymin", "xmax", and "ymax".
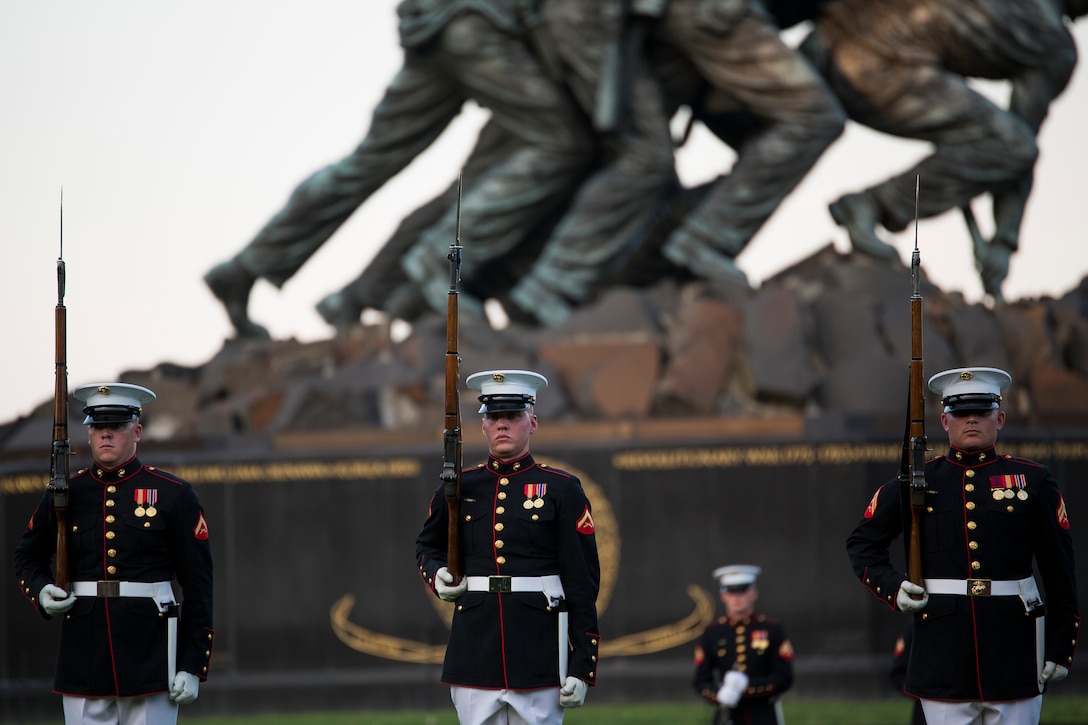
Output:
[{"xmin": 329, "ymin": 460, "xmax": 718, "ymax": 663}]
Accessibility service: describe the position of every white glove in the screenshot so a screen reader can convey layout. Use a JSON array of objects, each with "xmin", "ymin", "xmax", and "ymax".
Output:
[
  {"xmin": 39, "ymin": 584, "xmax": 77, "ymax": 616},
  {"xmin": 434, "ymin": 567, "xmax": 467, "ymax": 602},
  {"xmin": 169, "ymin": 671, "xmax": 200, "ymax": 704},
  {"xmin": 716, "ymin": 670, "xmax": 748, "ymax": 708},
  {"xmin": 896, "ymin": 580, "xmax": 929, "ymax": 613},
  {"xmin": 1040, "ymin": 661, "xmax": 1069, "ymax": 685},
  {"xmin": 559, "ymin": 676, "xmax": 588, "ymax": 708}
]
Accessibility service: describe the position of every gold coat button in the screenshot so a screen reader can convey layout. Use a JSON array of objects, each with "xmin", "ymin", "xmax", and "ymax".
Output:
[
  {"xmin": 106, "ymin": 531, "xmax": 116, "ymax": 540},
  {"xmin": 495, "ymin": 523, "xmax": 504, "ymax": 532},
  {"xmin": 966, "ymin": 470, "xmax": 975, "ymax": 478},
  {"xmin": 105, "ymin": 515, "xmax": 115, "ymax": 524},
  {"xmin": 107, "ymin": 485, "xmax": 116, "ymax": 493},
  {"xmin": 498, "ymin": 492, "xmax": 507, "ymax": 500},
  {"xmin": 107, "ymin": 566, "xmax": 117, "ymax": 575},
  {"xmin": 965, "ymin": 483, "xmax": 974, "ymax": 492},
  {"xmin": 969, "ymin": 541, "xmax": 978, "ymax": 550},
  {"xmin": 532, "ymin": 514, "xmax": 539, "ymax": 521},
  {"xmin": 499, "ymin": 477, "xmax": 509, "ymax": 486},
  {"xmin": 966, "ymin": 502, "xmax": 975, "ymax": 510},
  {"xmin": 971, "ymin": 561, "xmax": 981, "ymax": 571},
  {"xmin": 495, "ymin": 540, "xmax": 504, "ymax": 549},
  {"xmin": 591, "ymin": 639, "xmax": 598, "ymax": 646},
  {"xmin": 496, "ymin": 506, "xmax": 505, "ymax": 515},
  {"xmin": 1007, "ymin": 506, "xmax": 1015, "ymax": 513},
  {"xmin": 496, "ymin": 556, "xmax": 506, "ymax": 564},
  {"xmin": 108, "ymin": 549, "xmax": 117, "ymax": 557},
  {"xmin": 465, "ymin": 515, "xmax": 472, "ymax": 522},
  {"xmin": 968, "ymin": 521, "xmax": 977, "ymax": 530},
  {"xmin": 105, "ymin": 499, "xmax": 115, "ymax": 508}
]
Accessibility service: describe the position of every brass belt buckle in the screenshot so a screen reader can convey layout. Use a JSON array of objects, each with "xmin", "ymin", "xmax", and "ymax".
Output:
[
  {"xmin": 97, "ymin": 580, "xmax": 120, "ymax": 598},
  {"xmin": 967, "ymin": 579, "xmax": 992, "ymax": 597},
  {"xmin": 488, "ymin": 576, "xmax": 512, "ymax": 593}
]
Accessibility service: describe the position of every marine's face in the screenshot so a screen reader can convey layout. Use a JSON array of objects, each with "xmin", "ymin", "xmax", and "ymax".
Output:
[
  {"xmin": 88, "ymin": 420, "xmax": 141, "ymax": 468},
  {"xmin": 941, "ymin": 408, "xmax": 1005, "ymax": 451},
  {"xmin": 481, "ymin": 409, "xmax": 537, "ymax": 461},
  {"xmin": 721, "ymin": 586, "xmax": 759, "ymax": 619}
]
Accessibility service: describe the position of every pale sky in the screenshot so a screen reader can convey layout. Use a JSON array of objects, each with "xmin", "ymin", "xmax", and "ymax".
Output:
[{"xmin": 3, "ymin": 1, "xmax": 1087, "ymax": 424}]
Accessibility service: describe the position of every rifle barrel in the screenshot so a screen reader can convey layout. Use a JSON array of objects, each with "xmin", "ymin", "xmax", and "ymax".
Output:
[
  {"xmin": 442, "ymin": 177, "xmax": 465, "ymax": 583},
  {"xmin": 50, "ymin": 205, "xmax": 72, "ymax": 592}
]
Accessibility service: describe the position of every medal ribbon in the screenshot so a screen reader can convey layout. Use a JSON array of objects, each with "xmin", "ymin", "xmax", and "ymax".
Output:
[
  {"xmin": 990, "ymin": 474, "xmax": 1026, "ymax": 490},
  {"xmin": 523, "ymin": 483, "xmax": 547, "ymax": 499}
]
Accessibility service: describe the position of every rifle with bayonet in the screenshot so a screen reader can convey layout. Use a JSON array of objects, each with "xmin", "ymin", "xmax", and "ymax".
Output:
[
  {"xmin": 441, "ymin": 177, "xmax": 465, "ymax": 583},
  {"xmin": 903, "ymin": 177, "xmax": 927, "ymax": 593},
  {"xmin": 49, "ymin": 193, "xmax": 72, "ymax": 593}
]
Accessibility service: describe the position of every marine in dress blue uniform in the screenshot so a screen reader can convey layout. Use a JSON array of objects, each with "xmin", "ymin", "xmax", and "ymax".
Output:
[
  {"xmin": 416, "ymin": 370, "xmax": 601, "ymax": 725},
  {"xmin": 14, "ymin": 383, "xmax": 214, "ymax": 725},
  {"xmin": 693, "ymin": 565, "xmax": 793, "ymax": 725},
  {"xmin": 847, "ymin": 367, "xmax": 1079, "ymax": 724}
]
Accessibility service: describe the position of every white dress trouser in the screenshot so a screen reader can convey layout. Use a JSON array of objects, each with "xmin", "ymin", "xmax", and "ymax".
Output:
[
  {"xmin": 62, "ymin": 694, "xmax": 178, "ymax": 725},
  {"xmin": 921, "ymin": 696, "xmax": 1043, "ymax": 725},
  {"xmin": 451, "ymin": 686, "xmax": 564, "ymax": 725}
]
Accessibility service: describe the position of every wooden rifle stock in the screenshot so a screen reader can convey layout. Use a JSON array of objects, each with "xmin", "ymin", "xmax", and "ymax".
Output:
[
  {"xmin": 49, "ymin": 196, "xmax": 71, "ymax": 592},
  {"xmin": 906, "ymin": 179, "xmax": 927, "ymax": 592},
  {"xmin": 441, "ymin": 178, "xmax": 464, "ymax": 583}
]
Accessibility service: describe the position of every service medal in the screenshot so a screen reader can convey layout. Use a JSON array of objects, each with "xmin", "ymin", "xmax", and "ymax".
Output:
[
  {"xmin": 523, "ymin": 483, "xmax": 547, "ymax": 510},
  {"xmin": 1004, "ymin": 489, "xmax": 1015, "ymax": 499},
  {"xmin": 992, "ymin": 490, "xmax": 1004, "ymax": 501},
  {"xmin": 1017, "ymin": 490, "xmax": 1029, "ymax": 501},
  {"xmin": 135, "ymin": 488, "xmax": 157, "ymax": 517}
]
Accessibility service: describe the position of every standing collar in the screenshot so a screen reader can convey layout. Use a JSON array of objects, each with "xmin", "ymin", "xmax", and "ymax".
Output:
[
  {"xmin": 89, "ymin": 456, "xmax": 142, "ymax": 484},
  {"xmin": 946, "ymin": 445, "xmax": 997, "ymax": 465},
  {"xmin": 486, "ymin": 452, "xmax": 534, "ymax": 476}
]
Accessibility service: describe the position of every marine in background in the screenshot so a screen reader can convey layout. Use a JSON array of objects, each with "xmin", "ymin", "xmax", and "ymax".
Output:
[{"xmin": 693, "ymin": 564, "xmax": 794, "ymax": 725}]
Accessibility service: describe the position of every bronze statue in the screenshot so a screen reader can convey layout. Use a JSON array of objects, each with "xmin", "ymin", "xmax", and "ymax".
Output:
[
  {"xmin": 802, "ymin": 0, "xmax": 1086, "ymax": 302},
  {"xmin": 498, "ymin": 0, "xmax": 846, "ymax": 326},
  {"xmin": 204, "ymin": 0, "xmax": 595, "ymax": 338}
]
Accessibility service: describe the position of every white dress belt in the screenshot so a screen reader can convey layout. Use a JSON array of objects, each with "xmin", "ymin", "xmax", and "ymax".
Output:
[
  {"xmin": 465, "ymin": 574, "xmax": 562, "ymax": 595},
  {"xmin": 924, "ymin": 576, "xmax": 1036, "ymax": 597},
  {"xmin": 71, "ymin": 580, "xmax": 176, "ymax": 611}
]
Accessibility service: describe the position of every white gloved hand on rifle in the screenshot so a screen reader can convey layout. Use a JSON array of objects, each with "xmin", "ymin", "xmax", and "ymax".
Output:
[
  {"xmin": 39, "ymin": 584, "xmax": 77, "ymax": 616},
  {"xmin": 716, "ymin": 670, "xmax": 749, "ymax": 708},
  {"xmin": 169, "ymin": 671, "xmax": 200, "ymax": 704},
  {"xmin": 896, "ymin": 580, "xmax": 928, "ymax": 613},
  {"xmin": 435, "ymin": 567, "xmax": 467, "ymax": 602},
  {"xmin": 559, "ymin": 676, "xmax": 588, "ymax": 708}
]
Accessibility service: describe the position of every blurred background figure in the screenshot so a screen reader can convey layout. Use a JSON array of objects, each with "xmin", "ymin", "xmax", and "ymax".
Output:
[{"xmin": 693, "ymin": 564, "xmax": 794, "ymax": 725}]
